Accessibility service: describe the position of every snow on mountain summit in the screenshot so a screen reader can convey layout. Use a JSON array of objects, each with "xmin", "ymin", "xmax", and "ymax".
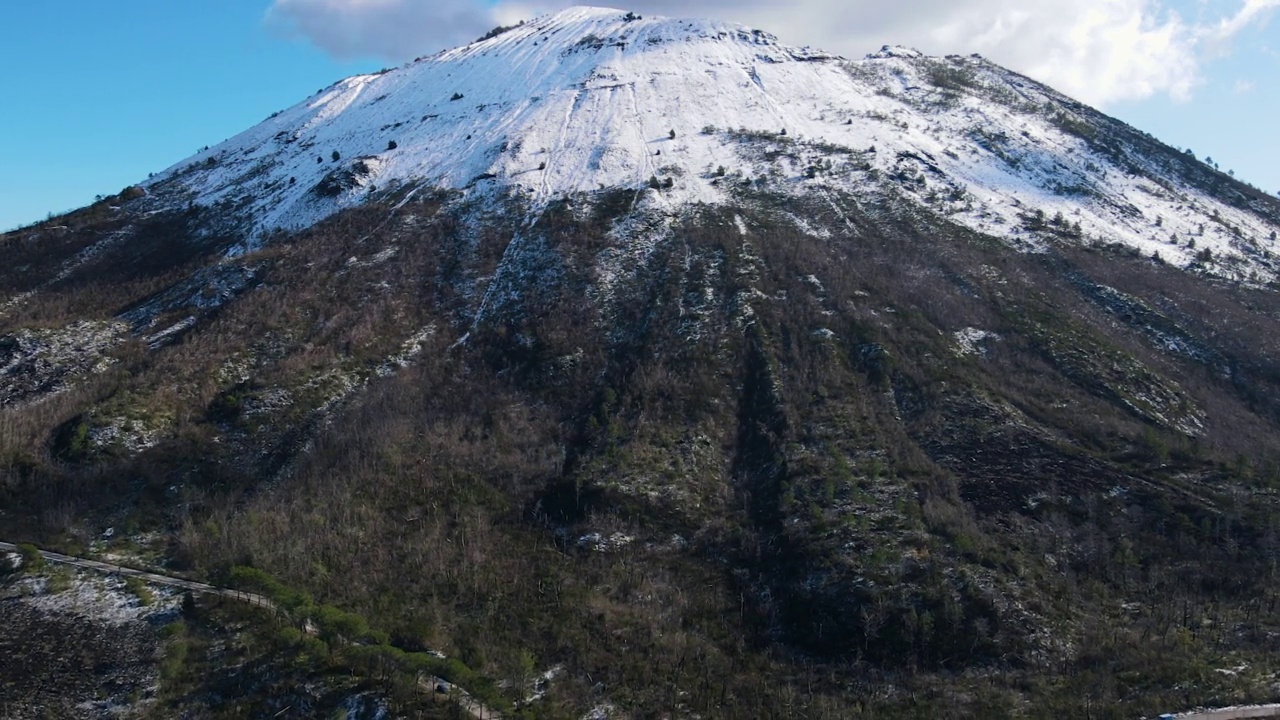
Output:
[
  {"xmin": 146, "ymin": 6, "xmax": 1280, "ymax": 278},
  {"xmin": 150, "ymin": 4, "xmax": 830, "ymax": 224}
]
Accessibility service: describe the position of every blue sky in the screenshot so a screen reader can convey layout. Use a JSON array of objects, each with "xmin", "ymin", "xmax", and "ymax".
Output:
[
  {"xmin": 0, "ymin": 1, "xmax": 378, "ymax": 231},
  {"xmin": 1110, "ymin": 0, "xmax": 1280, "ymax": 190},
  {"xmin": 1, "ymin": 0, "xmax": 1277, "ymax": 231}
]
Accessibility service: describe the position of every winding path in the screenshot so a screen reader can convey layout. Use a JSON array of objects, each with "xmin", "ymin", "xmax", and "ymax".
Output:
[
  {"xmin": 1, "ymin": 540, "xmax": 502, "ymax": 719},
  {"xmin": 0, "ymin": 540, "xmax": 276, "ymax": 609},
  {"xmin": 1171, "ymin": 706, "xmax": 1280, "ymax": 720}
]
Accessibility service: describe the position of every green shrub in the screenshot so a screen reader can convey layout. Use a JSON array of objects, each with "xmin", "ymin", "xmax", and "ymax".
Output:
[
  {"xmin": 46, "ymin": 568, "xmax": 72, "ymax": 594},
  {"xmin": 16, "ymin": 543, "xmax": 44, "ymax": 571},
  {"xmin": 208, "ymin": 390, "xmax": 244, "ymax": 422},
  {"xmin": 124, "ymin": 575, "xmax": 155, "ymax": 605},
  {"xmin": 52, "ymin": 416, "xmax": 92, "ymax": 462},
  {"xmin": 159, "ymin": 627, "xmax": 190, "ymax": 683}
]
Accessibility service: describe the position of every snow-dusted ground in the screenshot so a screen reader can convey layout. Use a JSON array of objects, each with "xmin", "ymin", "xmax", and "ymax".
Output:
[
  {"xmin": 953, "ymin": 327, "xmax": 1000, "ymax": 356},
  {"xmin": 14, "ymin": 569, "xmax": 178, "ymax": 626},
  {"xmin": 0, "ymin": 320, "xmax": 128, "ymax": 405},
  {"xmin": 145, "ymin": 6, "xmax": 1277, "ymax": 276}
]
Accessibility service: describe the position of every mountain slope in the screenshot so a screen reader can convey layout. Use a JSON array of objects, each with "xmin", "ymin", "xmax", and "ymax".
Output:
[
  {"xmin": 3, "ymin": 6, "xmax": 1280, "ymax": 719},
  {"xmin": 146, "ymin": 6, "xmax": 1279, "ymax": 279}
]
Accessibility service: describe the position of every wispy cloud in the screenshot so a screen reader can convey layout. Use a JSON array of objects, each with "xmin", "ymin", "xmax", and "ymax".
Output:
[
  {"xmin": 265, "ymin": 0, "xmax": 1280, "ymax": 107},
  {"xmin": 1204, "ymin": 0, "xmax": 1280, "ymax": 45},
  {"xmin": 266, "ymin": 0, "xmax": 499, "ymax": 61}
]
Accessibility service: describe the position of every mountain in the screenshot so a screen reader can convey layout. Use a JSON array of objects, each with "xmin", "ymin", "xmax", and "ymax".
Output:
[
  {"xmin": 146, "ymin": 6, "xmax": 1279, "ymax": 276},
  {"xmin": 3, "ymin": 6, "xmax": 1280, "ymax": 719}
]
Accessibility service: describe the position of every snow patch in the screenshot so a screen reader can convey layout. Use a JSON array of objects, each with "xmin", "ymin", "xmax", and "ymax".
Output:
[
  {"xmin": 375, "ymin": 324, "xmax": 437, "ymax": 377},
  {"xmin": 954, "ymin": 327, "xmax": 1000, "ymax": 356},
  {"xmin": 17, "ymin": 570, "xmax": 178, "ymax": 626},
  {"xmin": 581, "ymin": 703, "xmax": 619, "ymax": 720},
  {"xmin": 577, "ymin": 531, "xmax": 636, "ymax": 552}
]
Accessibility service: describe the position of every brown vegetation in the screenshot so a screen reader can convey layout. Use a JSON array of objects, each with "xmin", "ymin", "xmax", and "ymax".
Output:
[{"xmin": 1, "ymin": 184, "xmax": 1279, "ymax": 717}]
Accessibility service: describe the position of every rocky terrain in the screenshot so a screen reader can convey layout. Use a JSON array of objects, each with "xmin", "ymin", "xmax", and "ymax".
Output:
[
  {"xmin": 0, "ymin": 557, "xmax": 175, "ymax": 718},
  {"xmin": 2, "ymin": 6, "xmax": 1280, "ymax": 718}
]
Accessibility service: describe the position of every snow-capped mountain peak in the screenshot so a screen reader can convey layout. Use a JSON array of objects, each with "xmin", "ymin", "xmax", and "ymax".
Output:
[{"xmin": 146, "ymin": 5, "xmax": 1279, "ymax": 279}]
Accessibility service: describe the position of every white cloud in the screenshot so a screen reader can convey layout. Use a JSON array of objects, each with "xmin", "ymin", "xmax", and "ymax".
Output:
[
  {"xmin": 266, "ymin": 0, "xmax": 502, "ymax": 61},
  {"xmin": 1232, "ymin": 78, "xmax": 1255, "ymax": 93},
  {"xmin": 1206, "ymin": 0, "xmax": 1280, "ymax": 44},
  {"xmin": 891, "ymin": 0, "xmax": 1200, "ymax": 105},
  {"xmin": 265, "ymin": 0, "xmax": 1280, "ymax": 107}
]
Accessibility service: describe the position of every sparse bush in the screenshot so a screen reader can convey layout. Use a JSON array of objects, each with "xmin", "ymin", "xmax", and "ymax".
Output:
[
  {"xmin": 208, "ymin": 389, "xmax": 244, "ymax": 422},
  {"xmin": 17, "ymin": 543, "xmax": 43, "ymax": 571},
  {"xmin": 451, "ymin": 92, "xmax": 464, "ymax": 101},
  {"xmin": 331, "ymin": 150, "xmax": 341, "ymax": 162},
  {"xmin": 52, "ymin": 416, "xmax": 92, "ymax": 462},
  {"xmin": 124, "ymin": 575, "xmax": 155, "ymax": 605},
  {"xmin": 387, "ymin": 140, "xmax": 397, "ymax": 150},
  {"xmin": 158, "ymin": 622, "xmax": 190, "ymax": 684},
  {"xmin": 117, "ymin": 186, "xmax": 146, "ymax": 202},
  {"xmin": 474, "ymin": 21, "xmax": 522, "ymax": 44},
  {"xmin": 46, "ymin": 568, "xmax": 72, "ymax": 594},
  {"xmin": 925, "ymin": 61, "xmax": 978, "ymax": 91}
]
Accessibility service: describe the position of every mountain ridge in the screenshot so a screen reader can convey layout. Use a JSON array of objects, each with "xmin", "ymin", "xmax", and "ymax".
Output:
[{"xmin": 140, "ymin": 6, "xmax": 1279, "ymax": 280}]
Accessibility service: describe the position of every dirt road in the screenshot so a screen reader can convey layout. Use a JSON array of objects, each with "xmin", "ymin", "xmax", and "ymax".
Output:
[
  {"xmin": 1171, "ymin": 706, "xmax": 1280, "ymax": 720},
  {"xmin": 0, "ymin": 540, "xmax": 275, "ymax": 609},
  {"xmin": 1, "ymin": 540, "xmax": 502, "ymax": 718}
]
